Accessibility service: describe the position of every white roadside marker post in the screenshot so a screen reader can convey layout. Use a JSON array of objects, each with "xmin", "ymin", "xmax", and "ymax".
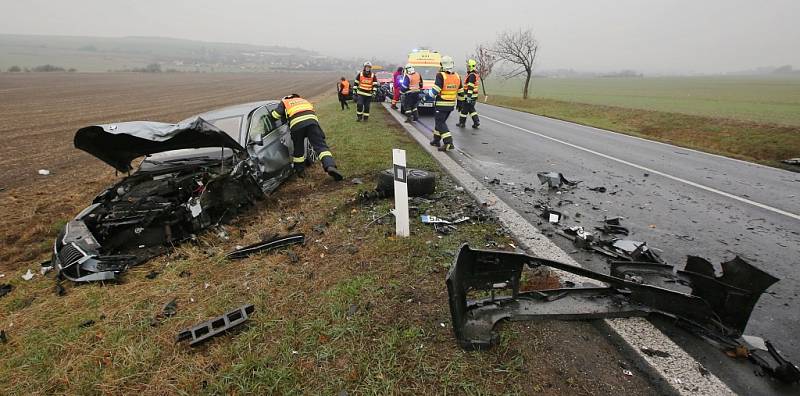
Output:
[{"xmin": 392, "ymin": 149, "xmax": 410, "ymax": 237}]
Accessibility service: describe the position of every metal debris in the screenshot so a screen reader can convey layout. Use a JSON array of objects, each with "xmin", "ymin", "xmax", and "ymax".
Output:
[
  {"xmin": 176, "ymin": 304, "xmax": 255, "ymax": 346},
  {"xmin": 537, "ymin": 172, "xmax": 580, "ymax": 189},
  {"xmin": 225, "ymin": 233, "xmax": 305, "ymax": 260},
  {"xmin": 446, "ymin": 244, "xmax": 798, "ymax": 382}
]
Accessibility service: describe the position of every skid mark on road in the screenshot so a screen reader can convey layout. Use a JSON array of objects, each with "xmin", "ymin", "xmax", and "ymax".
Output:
[{"xmin": 482, "ymin": 115, "xmax": 800, "ymax": 222}]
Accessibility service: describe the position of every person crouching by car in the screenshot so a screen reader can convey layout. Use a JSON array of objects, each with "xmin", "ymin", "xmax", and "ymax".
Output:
[
  {"xmin": 271, "ymin": 94, "xmax": 343, "ymax": 181},
  {"xmin": 337, "ymin": 77, "xmax": 350, "ymax": 110}
]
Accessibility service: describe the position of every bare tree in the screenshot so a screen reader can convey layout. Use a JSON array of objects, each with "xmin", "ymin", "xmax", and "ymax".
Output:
[
  {"xmin": 469, "ymin": 43, "xmax": 497, "ymax": 100},
  {"xmin": 492, "ymin": 28, "xmax": 539, "ymax": 99}
]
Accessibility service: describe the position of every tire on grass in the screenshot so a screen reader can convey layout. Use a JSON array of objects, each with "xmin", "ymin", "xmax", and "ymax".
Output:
[{"xmin": 376, "ymin": 168, "xmax": 436, "ymax": 197}]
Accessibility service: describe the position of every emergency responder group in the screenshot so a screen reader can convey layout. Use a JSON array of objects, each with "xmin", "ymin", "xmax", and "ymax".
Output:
[{"xmin": 343, "ymin": 57, "xmax": 481, "ymax": 152}]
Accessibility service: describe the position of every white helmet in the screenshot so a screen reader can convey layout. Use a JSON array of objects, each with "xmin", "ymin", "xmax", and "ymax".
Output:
[
  {"xmin": 440, "ymin": 56, "xmax": 454, "ymax": 72},
  {"xmin": 405, "ymin": 63, "xmax": 415, "ymax": 74},
  {"xmin": 363, "ymin": 61, "xmax": 372, "ymax": 68}
]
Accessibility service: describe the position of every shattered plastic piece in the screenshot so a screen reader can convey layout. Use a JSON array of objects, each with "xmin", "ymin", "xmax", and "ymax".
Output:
[
  {"xmin": 176, "ymin": 304, "xmax": 255, "ymax": 346},
  {"xmin": 38, "ymin": 169, "xmax": 51, "ymax": 175},
  {"xmin": 445, "ymin": 244, "xmax": 796, "ymax": 382},
  {"xmin": 225, "ymin": 234, "xmax": 305, "ymax": 260},
  {"xmin": 351, "ymin": 178, "xmax": 364, "ymax": 185},
  {"xmin": 21, "ymin": 269, "xmax": 34, "ymax": 281},
  {"xmin": 538, "ymin": 207, "xmax": 562, "ymax": 224},
  {"xmin": 623, "ymin": 369, "xmax": 633, "ymax": 376},
  {"xmin": 421, "ymin": 215, "xmax": 452, "ymax": 224},
  {"xmin": 588, "ymin": 186, "xmax": 607, "ymax": 193},
  {"xmin": 0, "ymin": 284, "xmax": 12, "ymax": 298},
  {"xmin": 782, "ymin": 158, "xmax": 800, "ymax": 166},
  {"xmin": 537, "ymin": 172, "xmax": 580, "ymax": 189}
]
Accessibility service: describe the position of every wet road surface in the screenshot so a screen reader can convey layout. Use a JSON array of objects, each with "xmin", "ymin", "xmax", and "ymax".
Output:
[{"xmin": 408, "ymin": 103, "xmax": 800, "ymax": 395}]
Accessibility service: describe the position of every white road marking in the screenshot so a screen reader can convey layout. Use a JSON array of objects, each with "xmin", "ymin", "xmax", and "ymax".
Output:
[{"xmin": 482, "ymin": 115, "xmax": 800, "ymax": 221}]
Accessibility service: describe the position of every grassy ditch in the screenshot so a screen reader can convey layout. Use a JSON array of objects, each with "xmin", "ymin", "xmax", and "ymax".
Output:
[
  {"xmin": 0, "ymin": 98, "xmax": 652, "ymax": 395},
  {"xmin": 484, "ymin": 95, "xmax": 800, "ymax": 169}
]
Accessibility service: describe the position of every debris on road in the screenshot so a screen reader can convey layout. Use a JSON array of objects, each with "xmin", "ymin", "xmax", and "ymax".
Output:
[
  {"xmin": 536, "ymin": 172, "xmax": 580, "ymax": 189},
  {"xmin": 588, "ymin": 186, "xmax": 607, "ymax": 193},
  {"xmin": 176, "ymin": 304, "xmax": 255, "ymax": 346},
  {"xmin": 225, "ymin": 233, "xmax": 305, "ymax": 260},
  {"xmin": 446, "ymin": 244, "xmax": 799, "ymax": 382}
]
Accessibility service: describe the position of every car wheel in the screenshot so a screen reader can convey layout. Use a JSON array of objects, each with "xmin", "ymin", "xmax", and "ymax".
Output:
[{"xmin": 376, "ymin": 168, "xmax": 436, "ymax": 197}]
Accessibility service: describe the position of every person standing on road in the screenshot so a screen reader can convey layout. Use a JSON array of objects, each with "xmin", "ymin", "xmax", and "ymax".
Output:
[
  {"xmin": 400, "ymin": 63, "xmax": 423, "ymax": 123},
  {"xmin": 391, "ymin": 66, "xmax": 403, "ymax": 110},
  {"xmin": 457, "ymin": 59, "xmax": 481, "ymax": 129},
  {"xmin": 337, "ymin": 77, "xmax": 350, "ymax": 110},
  {"xmin": 354, "ymin": 61, "xmax": 378, "ymax": 122},
  {"xmin": 429, "ymin": 56, "xmax": 462, "ymax": 152},
  {"xmin": 271, "ymin": 94, "xmax": 343, "ymax": 181}
]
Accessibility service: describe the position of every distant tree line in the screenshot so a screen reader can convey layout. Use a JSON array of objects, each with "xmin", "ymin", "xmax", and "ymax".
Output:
[{"xmin": 6, "ymin": 65, "xmax": 76, "ymax": 72}]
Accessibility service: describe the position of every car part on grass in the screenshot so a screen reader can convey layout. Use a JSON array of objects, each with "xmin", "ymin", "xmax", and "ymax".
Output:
[
  {"xmin": 0, "ymin": 283, "xmax": 12, "ymax": 298},
  {"xmin": 0, "ymin": 330, "xmax": 6, "ymax": 343},
  {"xmin": 446, "ymin": 244, "xmax": 798, "ymax": 383},
  {"xmin": 225, "ymin": 233, "xmax": 305, "ymax": 260},
  {"xmin": 376, "ymin": 168, "xmax": 436, "ymax": 197},
  {"xmin": 176, "ymin": 304, "xmax": 255, "ymax": 346},
  {"xmin": 781, "ymin": 158, "xmax": 800, "ymax": 166},
  {"xmin": 53, "ymin": 101, "xmax": 301, "ymax": 283},
  {"xmin": 536, "ymin": 172, "xmax": 580, "ymax": 189}
]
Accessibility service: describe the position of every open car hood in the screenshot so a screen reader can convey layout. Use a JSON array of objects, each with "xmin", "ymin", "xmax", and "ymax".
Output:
[{"xmin": 74, "ymin": 117, "xmax": 244, "ymax": 172}]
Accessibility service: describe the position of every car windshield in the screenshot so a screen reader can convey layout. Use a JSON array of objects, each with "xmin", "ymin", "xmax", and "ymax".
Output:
[
  {"xmin": 415, "ymin": 66, "xmax": 440, "ymax": 81},
  {"xmin": 209, "ymin": 116, "xmax": 242, "ymax": 142}
]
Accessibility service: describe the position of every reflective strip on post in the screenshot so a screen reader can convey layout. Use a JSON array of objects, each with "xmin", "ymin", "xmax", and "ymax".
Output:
[{"xmin": 392, "ymin": 148, "xmax": 410, "ymax": 237}]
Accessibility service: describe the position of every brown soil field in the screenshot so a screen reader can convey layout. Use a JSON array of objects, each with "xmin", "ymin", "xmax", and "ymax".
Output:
[{"xmin": 0, "ymin": 72, "xmax": 337, "ymax": 272}]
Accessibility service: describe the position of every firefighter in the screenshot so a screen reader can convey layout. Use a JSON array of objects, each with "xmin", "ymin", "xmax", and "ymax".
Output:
[
  {"xmin": 354, "ymin": 61, "xmax": 378, "ymax": 122},
  {"xmin": 391, "ymin": 66, "xmax": 403, "ymax": 110},
  {"xmin": 400, "ymin": 63, "xmax": 423, "ymax": 123},
  {"xmin": 429, "ymin": 56, "xmax": 462, "ymax": 152},
  {"xmin": 457, "ymin": 59, "xmax": 481, "ymax": 128},
  {"xmin": 271, "ymin": 94, "xmax": 343, "ymax": 181},
  {"xmin": 337, "ymin": 77, "xmax": 350, "ymax": 110}
]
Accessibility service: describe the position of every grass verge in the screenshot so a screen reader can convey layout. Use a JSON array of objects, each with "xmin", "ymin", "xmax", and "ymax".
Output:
[
  {"xmin": 0, "ymin": 97, "xmax": 652, "ymax": 395},
  {"xmin": 484, "ymin": 96, "xmax": 800, "ymax": 169}
]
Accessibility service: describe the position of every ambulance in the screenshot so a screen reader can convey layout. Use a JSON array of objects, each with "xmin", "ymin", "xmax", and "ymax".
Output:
[{"xmin": 406, "ymin": 48, "xmax": 441, "ymax": 110}]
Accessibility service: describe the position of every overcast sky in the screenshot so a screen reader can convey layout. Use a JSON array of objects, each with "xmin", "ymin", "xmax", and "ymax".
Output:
[{"xmin": 1, "ymin": 0, "xmax": 798, "ymax": 74}]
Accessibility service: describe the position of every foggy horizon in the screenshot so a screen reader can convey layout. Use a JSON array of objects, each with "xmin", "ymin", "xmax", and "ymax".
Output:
[{"xmin": 1, "ymin": 0, "xmax": 799, "ymax": 74}]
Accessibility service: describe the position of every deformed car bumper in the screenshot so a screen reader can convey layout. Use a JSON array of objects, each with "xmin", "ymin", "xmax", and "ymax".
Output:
[{"xmin": 53, "ymin": 219, "xmax": 136, "ymax": 282}]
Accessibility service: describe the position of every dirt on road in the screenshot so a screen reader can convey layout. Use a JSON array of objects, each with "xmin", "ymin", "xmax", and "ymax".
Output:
[{"xmin": 0, "ymin": 72, "xmax": 337, "ymax": 272}]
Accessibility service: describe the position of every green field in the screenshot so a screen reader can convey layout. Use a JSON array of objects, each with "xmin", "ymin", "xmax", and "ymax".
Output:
[{"xmin": 483, "ymin": 76, "xmax": 800, "ymax": 126}]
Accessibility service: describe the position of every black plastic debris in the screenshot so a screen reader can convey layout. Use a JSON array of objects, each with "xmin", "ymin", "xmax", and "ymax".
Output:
[
  {"xmin": 445, "ymin": 244, "xmax": 798, "ymax": 383},
  {"xmin": 782, "ymin": 158, "xmax": 800, "ymax": 166},
  {"xmin": 151, "ymin": 298, "xmax": 178, "ymax": 326},
  {"xmin": 563, "ymin": 226, "xmax": 595, "ymax": 249},
  {"xmin": 539, "ymin": 207, "xmax": 563, "ymax": 224},
  {"xmin": 54, "ymin": 282, "xmax": 66, "ymax": 296},
  {"xmin": 145, "ymin": 270, "xmax": 159, "ymax": 280},
  {"xmin": 595, "ymin": 217, "xmax": 629, "ymax": 235},
  {"xmin": 0, "ymin": 330, "xmax": 6, "ymax": 343},
  {"xmin": 176, "ymin": 304, "xmax": 255, "ymax": 346},
  {"xmin": 0, "ymin": 284, "xmax": 12, "ymax": 298},
  {"xmin": 588, "ymin": 186, "xmax": 607, "ymax": 193},
  {"xmin": 225, "ymin": 233, "xmax": 305, "ymax": 260},
  {"xmin": 595, "ymin": 239, "xmax": 665, "ymax": 264},
  {"xmin": 537, "ymin": 172, "xmax": 580, "ymax": 189},
  {"xmin": 79, "ymin": 319, "xmax": 96, "ymax": 328}
]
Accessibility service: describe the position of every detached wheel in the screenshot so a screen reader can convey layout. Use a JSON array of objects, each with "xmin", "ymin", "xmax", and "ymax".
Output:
[{"xmin": 376, "ymin": 168, "xmax": 436, "ymax": 197}]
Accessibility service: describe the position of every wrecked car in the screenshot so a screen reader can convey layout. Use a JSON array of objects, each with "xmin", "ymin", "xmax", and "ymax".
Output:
[{"xmin": 53, "ymin": 101, "xmax": 311, "ymax": 282}]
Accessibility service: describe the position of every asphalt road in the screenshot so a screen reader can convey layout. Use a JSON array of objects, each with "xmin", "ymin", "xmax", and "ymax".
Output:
[{"xmin": 409, "ymin": 103, "xmax": 800, "ymax": 395}]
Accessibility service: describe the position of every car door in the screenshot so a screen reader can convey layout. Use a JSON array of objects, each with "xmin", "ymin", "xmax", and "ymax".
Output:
[{"xmin": 245, "ymin": 104, "xmax": 292, "ymax": 179}]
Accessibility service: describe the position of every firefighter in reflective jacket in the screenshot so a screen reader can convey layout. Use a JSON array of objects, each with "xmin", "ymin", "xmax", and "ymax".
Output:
[
  {"xmin": 400, "ymin": 63, "xmax": 424, "ymax": 123},
  {"xmin": 337, "ymin": 77, "xmax": 350, "ymax": 110},
  {"xmin": 457, "ymin": 59, "xmax": 481, "ymax": 129},
  {"xmin": 429, "ymin": 56, "xmax": 462, "ymax": 152},
  {"xmin": 354, "ymin": 61, "xmax": 378, "ymax": 122},
  {"xmin": 271, "ymin": 94, "xmax": 343, "ymax": 181}
]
